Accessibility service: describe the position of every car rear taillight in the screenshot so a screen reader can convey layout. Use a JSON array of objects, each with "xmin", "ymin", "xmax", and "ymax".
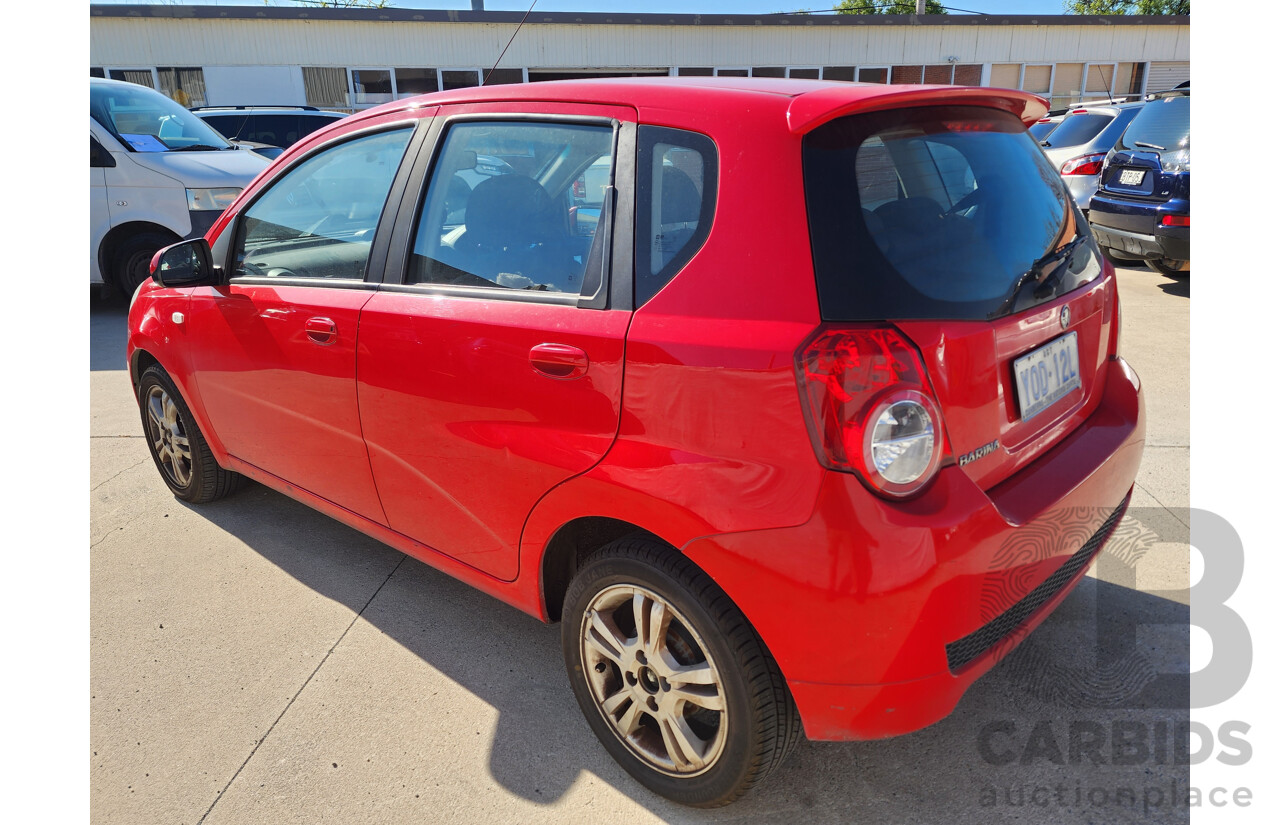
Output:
[
  {"xmin": 1061, "ymin": 153, "xmax": 1107, "ymax": 176},
  {"xmin": 1160, "ymin": 215, "xmax": 1190, "ymax": 227},
  {"xmin": 573, "ymin": 178, "xmax": 585, "ymax": 199},
  {"xmin": 796, "ymin": 327, "xmax": 949, "ymax": 498}
]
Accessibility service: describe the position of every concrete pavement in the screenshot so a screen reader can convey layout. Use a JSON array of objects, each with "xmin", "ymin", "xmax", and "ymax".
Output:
[{"xmin": 90, "ymin": 265, "xmax": 1190, "ymax": 824}]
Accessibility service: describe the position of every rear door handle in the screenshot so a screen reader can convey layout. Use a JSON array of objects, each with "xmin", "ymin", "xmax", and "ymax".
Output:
[
  {"xmin": 529, "ymin": 343, "xmax": 589, "ymax": 379},
  {"xmin": 305, "ymin": 316, "xmax": 338, "ymax": 345}
]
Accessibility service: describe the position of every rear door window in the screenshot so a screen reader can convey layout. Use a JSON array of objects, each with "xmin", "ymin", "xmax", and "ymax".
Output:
[
  {"xmin": 408, "ymin": 120, "xmax": 614, "ymax": 296},
  {"xmin": 804, "ymin": 105, "xmax": 1095, "ymax": 321}
]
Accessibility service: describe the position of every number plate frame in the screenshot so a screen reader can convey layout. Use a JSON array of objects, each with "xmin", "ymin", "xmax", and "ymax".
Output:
[{"xmin": 1013, "ymin": 332, "xmax": 1082, "ymax": 420}]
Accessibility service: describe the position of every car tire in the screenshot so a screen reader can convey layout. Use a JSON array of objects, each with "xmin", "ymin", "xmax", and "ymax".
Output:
[
  {"xmin": 1145, "ymin": 258, "xmax": 1189, "ymax": 278},
  {"xmin": 138, "ymin": 365, "xmax": 243, "ymax": 503},
  {"xmin": 113, "ymin": 232, "xmax": 173, "ymax": 298},
  {"xmin": 562, "ymin": 537, "xmax": 801, "ymax": 807}
]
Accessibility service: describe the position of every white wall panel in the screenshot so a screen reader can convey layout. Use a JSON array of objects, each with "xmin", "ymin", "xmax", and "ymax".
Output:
[{"xmin": 90, "ymin": 18, "xmax": 1189, "ymax": 76}]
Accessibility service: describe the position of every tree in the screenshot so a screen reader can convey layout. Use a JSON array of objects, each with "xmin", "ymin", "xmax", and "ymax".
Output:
[
  {"xmin": 835, "ymin": 1, "xmax": 950, "ymax": 13},
  {"xmin": 1062, "ymin": 0, "xmax": 1189, "ymax": 13}
]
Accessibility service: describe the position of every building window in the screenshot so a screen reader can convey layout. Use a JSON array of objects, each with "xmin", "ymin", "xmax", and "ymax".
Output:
[
  {"xmin": 396, "ymin": 68, "xmax": 439, "ymax": 98},
  {"xmin": 857, "ymin": 67, "xmax": 889, "ymax": 84},
  {"xmin": 788, "ymin": 67, "xmax": 821, "ymax": 79},
  {"xmin": 157, "ymin": 67, "xmax": 207, "ymax": 108},
  {"xmin": 891, "ymin": 65, "xmax": 923, "ymax": 84},
  {"xmin": 109, "ymin": 68, "xmax": 156, "ymax": 88},
  {"xmin": 302, "ymin": 67, "xmax": 350, "ymax": 108},
  {"xmin": 1021, "ymin": 64, "xmax": 1053, "ymax": 95},
  {"xmin": 1082, "ymin": 62, "xmax": 1116, "ymax": 100},
  {"xmin": 677, "ymin": 67, "xmax": 714, "ymax": 77},
  {"xmin": 953, "ymin": 64, "xmax": 981, "ymax": 85},
  {"xmin": 441, "ymin": 69, "xmax": 481, "ymax": 91},
  {"xmin": 823, "ymin": 66, "xmax": 856, "ymax": 82},
  {"xmin": 752, "ymin": 67, "xmax": 786, "ymax": 78},
  {"xmin": 351, "ymin": 68, "xmax": 393, "ymax": 106},
  {"xmin": 90, "ymin": 67, "xmax": 105, "ymax": 78},
  {"xmin": 483, "ymin": 68, "xmax": 525, "ymax": 86},
  {"xmin": 715, "ymin": 68, "xmax": 750, "ymax": 77}
]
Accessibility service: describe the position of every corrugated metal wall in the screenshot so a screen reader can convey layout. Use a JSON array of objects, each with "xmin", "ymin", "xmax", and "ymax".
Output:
[
  {"xmin": 89, "ymin": 17, "xmax": 1189, "ymax": 70},
  {"xmin": 1148, "ymin": 61, "xmax": 1191, "ymax": 91}
]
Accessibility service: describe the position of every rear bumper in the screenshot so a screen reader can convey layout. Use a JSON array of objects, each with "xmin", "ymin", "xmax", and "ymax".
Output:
[
  {"xmin": 1087, "ymin": 193, "xmax": 1190, "ymax": 262},
  {"xmin": 683, "ymin": 356, "xmax": 1144, "ymax": 741},
  {"xmin": 1089, "ymin": 223, "xmax": 1190, "ymax": 262}
]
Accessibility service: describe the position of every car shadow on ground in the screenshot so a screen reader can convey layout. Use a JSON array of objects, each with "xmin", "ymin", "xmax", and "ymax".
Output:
[
  {"xmin": 90, "ymin": 288, "xmax": 130, "ymax": 372},
  {"xmin": 1157, "ymin": 276, "xmax": 1190, "ymax": 298},
  {"xmin": 181, "ymin": 479, "xmax": 1191, "ymax": 823}
]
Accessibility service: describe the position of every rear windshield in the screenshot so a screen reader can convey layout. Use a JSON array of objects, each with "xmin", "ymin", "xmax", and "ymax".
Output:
[
  {"xmin": 1119, "ymin": 94, "xmax": 1189, "ymax": 155},
  {"xmin": 804, "ymin": 105, "xmax": 1099, "ymax": 321},
  {"xmin": 1040, "ymin": 113, "xmax": 1111, "ymax": 148}
]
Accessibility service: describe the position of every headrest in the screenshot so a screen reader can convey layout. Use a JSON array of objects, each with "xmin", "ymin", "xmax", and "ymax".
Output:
[
  {"xmin": 660, "ymin": 166, "xmax": 702, "ymax": 224},
  {"xmin": 465, "ymin": 175, "xmax": 557, "ymax": 249}
]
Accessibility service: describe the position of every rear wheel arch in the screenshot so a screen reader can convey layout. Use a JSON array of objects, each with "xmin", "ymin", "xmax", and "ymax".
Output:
[{"xmin": 540, "ymin": 517, "xmax": 659, "ymax": 622}]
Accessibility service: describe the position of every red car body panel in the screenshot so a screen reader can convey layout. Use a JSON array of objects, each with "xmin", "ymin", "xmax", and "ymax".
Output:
[
  {"xmin": 183, "ymin": 284, "xmax": 387, "ymax": 522},
  {"xmin": 127, "ymin": 78, "xmax": 1145, "ymax": 743},
  {"xmin": 356, "ymin": 295, "xmax": 631, "ymax": 581}
]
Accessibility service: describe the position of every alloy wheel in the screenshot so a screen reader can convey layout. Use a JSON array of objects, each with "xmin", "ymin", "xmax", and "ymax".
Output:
[{"xmin": 579, "ymin": 584, "xmax": 728, "ymax": 776}]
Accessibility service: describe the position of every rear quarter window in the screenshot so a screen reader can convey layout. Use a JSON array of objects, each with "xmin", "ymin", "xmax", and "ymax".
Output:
[{"xmin": 635, "ymin": 126, "xmax": 718, "ymax": 306}]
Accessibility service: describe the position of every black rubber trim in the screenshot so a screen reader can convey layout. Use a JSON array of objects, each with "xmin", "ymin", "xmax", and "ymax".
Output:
[{"xmin": 944, "ymin": 493, "xmax": 1130, "ymax": 674}]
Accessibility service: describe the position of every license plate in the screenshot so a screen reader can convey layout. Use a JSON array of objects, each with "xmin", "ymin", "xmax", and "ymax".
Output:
[
  {"xmin": 1013, "ymin": 332, "xmax": 1081, "ymax": 420},
  {"xmin": 1118, "ymin": 168, "xmax": 1145, "ymax": 185}
]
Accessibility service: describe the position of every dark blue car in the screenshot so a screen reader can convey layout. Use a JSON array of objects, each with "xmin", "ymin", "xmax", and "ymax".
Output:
[{"xmin": 1087, "ymin": 86, "xmax": 1190, "ymax": 277}]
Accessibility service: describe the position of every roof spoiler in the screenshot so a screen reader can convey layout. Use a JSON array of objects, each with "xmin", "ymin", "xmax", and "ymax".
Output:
[{"xmin": 786, "ymin": 85, "xmax": 1048, "ymax": 134}]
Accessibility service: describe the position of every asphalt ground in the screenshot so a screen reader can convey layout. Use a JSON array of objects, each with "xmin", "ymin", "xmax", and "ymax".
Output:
[{"xmin": 90, "ymin": 265, "xmax": 1190, "ymax": 824}]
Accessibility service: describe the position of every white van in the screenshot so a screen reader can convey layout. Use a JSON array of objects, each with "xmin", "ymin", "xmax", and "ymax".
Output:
[{"xmin": 91, "ymin": 78, "xmax": 270, "ymax": 296}]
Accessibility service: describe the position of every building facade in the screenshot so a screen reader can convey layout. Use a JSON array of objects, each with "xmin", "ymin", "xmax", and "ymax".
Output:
[{"xmin": 89, "ymin": 4, "xmax": 1190, "ymax": 114}]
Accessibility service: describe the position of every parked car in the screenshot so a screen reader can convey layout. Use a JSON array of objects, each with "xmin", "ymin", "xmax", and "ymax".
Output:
[
  {"xmin": 1087, "ymin": 86, "xmax": 1190, "ymax": 276},
  {"xmin": 190, "ymin": 105, "xmax": 348, "ymax": 149},
  {"xmin": 1039, "ymin": 101, "xmax": 1146, "ymax": 215},
  {"xmin": 129, "ymin": 78, "xmax": 1144, "ymax": 807},
  {"xmin": 90, "ymin": 78, "xmax": 269, "ymax": 296}
]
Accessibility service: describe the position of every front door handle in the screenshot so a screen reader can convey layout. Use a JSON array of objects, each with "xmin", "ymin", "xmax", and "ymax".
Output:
[
  {"xmin": 529, "ymin": 343, "xmax": 589, "ymax": 379},
  {"xmin": 305, "ymin": 316, "xmax": 338, "ymax": 345}
]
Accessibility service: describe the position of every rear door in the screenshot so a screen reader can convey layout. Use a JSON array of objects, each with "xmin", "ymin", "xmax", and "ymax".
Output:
[
  {"xmin": 357, "ymin": 104, "xmax": 635, "ymax": 581},
  {"xmin": 186, "ymin": 120, "xmax": 425, "ymax": 521}
]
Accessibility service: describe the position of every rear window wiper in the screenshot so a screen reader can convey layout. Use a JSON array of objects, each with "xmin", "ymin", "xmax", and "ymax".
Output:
[
  {"xmin": 990, "ymin": 234, "xmax": 1089, "ymax": 319},
  {"xmin": 1132, "ymin": 140, "xmax": 1166, "ymax": 150}
]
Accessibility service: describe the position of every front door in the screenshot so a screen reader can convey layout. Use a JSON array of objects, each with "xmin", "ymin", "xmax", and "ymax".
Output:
[
  {"xmin": 185, "ymin": 125, "xmax": 418, "ymax": 522},
  {"xmin": 357, "ymin": 110, "xmax": 634, "ymax": 580}
]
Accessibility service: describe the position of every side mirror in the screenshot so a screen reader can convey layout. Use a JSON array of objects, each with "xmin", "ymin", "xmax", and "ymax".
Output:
[{"xmin": 150, "ymin": 238, "xmax": 217, "ymax": 288}]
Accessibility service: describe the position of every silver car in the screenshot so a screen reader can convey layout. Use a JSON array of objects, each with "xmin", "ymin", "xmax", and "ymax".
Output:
[{"xmin": 1040, "ymin": 101, "xmax": 1145, "ymax": 213}]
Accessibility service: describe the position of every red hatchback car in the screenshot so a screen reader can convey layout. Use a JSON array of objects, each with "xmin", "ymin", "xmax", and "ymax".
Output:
[{"xmin": 128, "ymin": 78, "xmax": 1144, "ymax": 807}]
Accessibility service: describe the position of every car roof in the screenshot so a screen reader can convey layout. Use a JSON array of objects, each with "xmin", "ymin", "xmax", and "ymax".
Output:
[
  {"xmin": 344, "ymin": 76, "xmax": 1048, "ymax": 134},
  {"xmin": 192, "ymin": 107, "xmax": 347, "ymax": 116}
]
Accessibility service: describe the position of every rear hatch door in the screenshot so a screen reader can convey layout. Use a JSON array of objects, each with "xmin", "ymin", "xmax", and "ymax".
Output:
[{"xmin": 803, "ymin": 104, "xmax": 1117, "ymax": 493}]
